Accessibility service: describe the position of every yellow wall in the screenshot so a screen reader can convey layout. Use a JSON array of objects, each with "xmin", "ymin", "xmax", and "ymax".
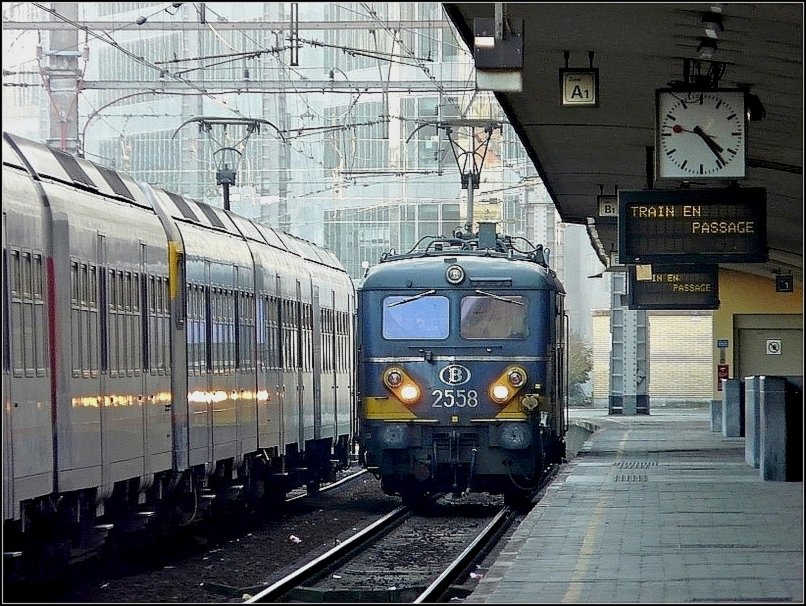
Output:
[
  {"xmin": 711, "ymin": 268, "xmax": 803, "ymax": 398},
  {"xmin": 590, "ymin": 270, "xmax": 803, "ymax": 406},
  {"xmin": 591, "ymin": 310, "xmax": 713, "ymax": 405},
  {"xmin": 592, "ymin": 311, "xmax": 611, "ymax": 402},
  {"xmin": 649, "ymin": 313, "xmax": 713, "ymax": 399}
]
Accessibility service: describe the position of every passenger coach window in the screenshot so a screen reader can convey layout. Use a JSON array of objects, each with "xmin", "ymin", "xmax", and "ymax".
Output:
[
  {"xmin": 382, "ymin": 295, "xmax": 449, "ymax": 340},
  {"xmin": 460, "ymin": 295, "xmax": 528, "ymax": 339}
]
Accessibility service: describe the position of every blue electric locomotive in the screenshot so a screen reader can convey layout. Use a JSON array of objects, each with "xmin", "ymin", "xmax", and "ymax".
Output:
[{"xmin": 356, "ymin": 223, "xmax": 567, "ymax": 507}]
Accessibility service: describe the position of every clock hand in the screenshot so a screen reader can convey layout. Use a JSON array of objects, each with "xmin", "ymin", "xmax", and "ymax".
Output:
[
  {"xmin": 693, "ymin": 126, "xmax": 724, "ymax": 153},
  {"xmin": 693, "ymin": 125, "xmax": 726, "ymax": 164}
]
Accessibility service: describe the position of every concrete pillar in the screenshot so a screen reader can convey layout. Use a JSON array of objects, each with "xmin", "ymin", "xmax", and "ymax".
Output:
[
  {"xmin": 759, "ymin": 376, "xmax": 787, "ymax": 481},
  {"xmin": 609, "ymin": 272, "xmax": 649, "ymax": 415},
  {"xmin": 709, "ymin": 400, "xmax": 722, "ymax": 432},
  {"xmin": 744, "ymin": 376, "xmax": 760, "ymax": 468},
  {"xmin": 721, "ymin": 378, "xmax": 744, "ymax": 437}
]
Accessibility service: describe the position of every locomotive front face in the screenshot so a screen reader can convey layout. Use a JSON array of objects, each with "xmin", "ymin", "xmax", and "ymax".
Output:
[
  {"xmin": 371, "ymin": 290, "xmax": 541, "ymax": 423},
  {"xmin": 358, "ymin": 256, "xmax": 562, "ymax": 498}
]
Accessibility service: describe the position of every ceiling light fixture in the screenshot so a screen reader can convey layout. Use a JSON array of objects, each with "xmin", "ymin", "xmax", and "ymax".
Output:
[
  {"xmin": 702, "ymin": 10, "xmax": 724, "ymax": 39},
  {"xmin": 745, "ymin": 92, "xmax": 766, "ymax": 121}
]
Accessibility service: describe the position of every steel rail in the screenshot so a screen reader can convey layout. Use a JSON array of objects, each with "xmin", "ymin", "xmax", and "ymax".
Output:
[
  {"xmin": 413, "ymin": 506, "xmax": 512, "ymax": 603},
  {"xmin": 244, "ymin": 505, "xmax": 410, "ymax": 603}
]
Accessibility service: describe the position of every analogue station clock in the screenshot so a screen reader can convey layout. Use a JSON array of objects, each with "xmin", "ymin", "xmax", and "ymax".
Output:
[{"xmin": 655, "ymin": 89, "xmax": 747, "ymax": 180}]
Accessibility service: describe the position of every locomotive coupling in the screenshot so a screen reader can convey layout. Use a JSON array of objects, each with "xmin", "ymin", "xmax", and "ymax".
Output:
[
  {"xmin": 521, "ymin": 395, "xmax": 539, "ymax": 411},
  {"xmin": 520, "ymin": 394, "xmax": 548, "ymax": 413}
]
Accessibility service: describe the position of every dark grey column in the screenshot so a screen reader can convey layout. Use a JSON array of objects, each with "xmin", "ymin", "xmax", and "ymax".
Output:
[
  {"xmin": 709, "ymin": 400, "xmax": 722, "ymax": 432},
  {"xmin": 721, "ymin": 378, "xmax": 743, "ymax": 437},
  {"xmin": 759, "ymin": 376, "xmax": 787, "ymax": 481},
  {"xmin": 744, "ymin": 376, "xmax": 760, "ymax": 468}
]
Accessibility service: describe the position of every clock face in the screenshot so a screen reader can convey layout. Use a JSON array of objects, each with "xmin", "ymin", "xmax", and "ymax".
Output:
[{"xmin": 656, "ymin": 90, "xmax": 746, "ymax": 179}]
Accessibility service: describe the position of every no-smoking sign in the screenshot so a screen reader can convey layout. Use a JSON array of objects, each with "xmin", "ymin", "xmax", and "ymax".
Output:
[{"xmin": 766, "ymin": 339, "xmax": 782, "ymax": 355}]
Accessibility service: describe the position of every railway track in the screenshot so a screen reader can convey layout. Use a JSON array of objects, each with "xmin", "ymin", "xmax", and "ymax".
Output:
[
  {"xmin": 245, "ymin": 498, "xmax": 513, "ymax": 603},
  {"xmin": 245, "ymin": 463, "xmax": 560, "ymax": 604},
  {"xmin": 3, "ymin": 466, "xmax": 378, "ymax": 603}
]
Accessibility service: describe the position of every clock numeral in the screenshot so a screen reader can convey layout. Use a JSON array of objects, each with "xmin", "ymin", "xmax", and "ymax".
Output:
[
  {"xmin": 666, "ymin": 148, "xmax": 676, "ymax": 156},
  {"xmin": 716, "ymin": 158, "xmax": 725, "ymax": 168},
  {"xmin": 726, "ymin": 113, "xmax": 737, "ymax": 120},
  {"xmin": 715, "ymin": 100, "xmax": 723, "ymax": 109},
  {"xmin": 699, "ymin": 164, "xmax": 704, "ymax": 175},
  {"xmin": 680, "ymin": 160, "xmax": 688, "ymax": 170},
  {"xmin": 666, "ymin": 113, "xmax": 676, "ymax": 121}
]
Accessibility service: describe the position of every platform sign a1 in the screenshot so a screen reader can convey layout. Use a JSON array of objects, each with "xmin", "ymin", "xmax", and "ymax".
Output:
[
  {"xmin": 618, "ymin": 188, "xmax": 767, "ymax": 264},
  {"xmin": 560, "ymin": 68, "xmax": 599, "ymax": 107}
]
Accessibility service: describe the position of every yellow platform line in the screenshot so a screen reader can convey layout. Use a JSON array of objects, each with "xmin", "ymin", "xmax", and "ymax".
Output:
[{"xmin": 562, "ymin": 429, "xmax": 631, "ymax": 603}]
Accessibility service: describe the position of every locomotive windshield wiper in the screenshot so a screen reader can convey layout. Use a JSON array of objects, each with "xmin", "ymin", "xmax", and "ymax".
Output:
[
  {"xmin": 474, "ymin": 289, "xmax": 524, "ymax": 305},
  {"xmin": 388, "ymin": 289, "xmax": 436, "ymax": 307}
]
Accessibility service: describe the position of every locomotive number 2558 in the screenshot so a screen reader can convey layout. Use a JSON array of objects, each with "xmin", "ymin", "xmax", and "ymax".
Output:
[{"xmin": 431, "ymin": 389, "xmax": 479, "ymax": 407}]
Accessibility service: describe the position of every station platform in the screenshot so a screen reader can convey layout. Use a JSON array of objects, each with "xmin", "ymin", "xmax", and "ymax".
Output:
[{"xmin": 466, "ymin": 406, "xmax": 804, "ymax": 603}]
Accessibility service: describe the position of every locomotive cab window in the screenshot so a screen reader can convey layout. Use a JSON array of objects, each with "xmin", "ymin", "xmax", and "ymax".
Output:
[
  {"xmin": 461, "ymin": 294, "xmax": 528, "ymax": 339},
  {"xmin": 382, "ymin": 294, "xmax": 449, "ymax": 340}
]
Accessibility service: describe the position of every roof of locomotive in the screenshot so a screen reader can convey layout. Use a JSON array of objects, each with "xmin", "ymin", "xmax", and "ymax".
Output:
[{"xmin": 358, "ymin": 231, "xmax": 565, "ymax": 293}]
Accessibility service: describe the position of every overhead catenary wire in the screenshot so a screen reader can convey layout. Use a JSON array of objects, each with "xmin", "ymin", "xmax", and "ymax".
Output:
[
  {"xmin": 30, "ymin": 2, "xmax": 248, "ymax": 120},
  {"xmin": 8, "ymin": 3, "xmax": 518, "ymax": 208}
]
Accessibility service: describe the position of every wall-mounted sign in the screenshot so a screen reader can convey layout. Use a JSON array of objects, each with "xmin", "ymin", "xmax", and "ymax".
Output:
[
  {"xmin": 627, "ymin": 264, "xmax": 719, "ymax": 310},
  {"xmin": 560, "ymin": 68, "xmax": 599, "ymax": 107},
  {"xmin": 717, "ymin": 364, "xmax": 729, "ymax": 390},
  {"xmin": 597, "ymin": 194, "xmax": 618, "ymax": 217},
  {"xmin": 618, "ymin": 188, "xmax": 767, "ymax": 263},
  {"xmin": 775, "ymin": 275, "xmax": 794, "ymax": 292}
]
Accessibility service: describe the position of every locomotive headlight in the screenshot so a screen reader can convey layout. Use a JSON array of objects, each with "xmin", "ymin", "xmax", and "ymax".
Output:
[
  {"xmin": 489, "ymin": 366, "xmax": 528, "ymax": 404},
  {"xmin": 383, "ymin": 366, "xmax": 421, "ymax": 405},
  {"xmin": 399, "ymin": 384, "xmax": 420, "ymax": 403},
  {"xmin": 491, "ymin": 384, "xmax": 511, "ymax": 402},
  {"xmin": 445, "ymin": 264, "xmax": 465, "ymax": 285}
]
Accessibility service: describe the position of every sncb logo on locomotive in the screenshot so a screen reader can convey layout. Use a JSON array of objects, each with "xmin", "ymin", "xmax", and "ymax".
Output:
[
  {"xmin": 434, "ymin": 364, "xmax": 477, "ymax": 408},
  {"xmin": 439, "ymin": 364, "xmax": 471, "ymax": 385}
]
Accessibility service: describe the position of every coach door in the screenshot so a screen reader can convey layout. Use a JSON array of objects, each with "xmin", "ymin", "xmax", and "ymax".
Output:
[
  {"xmin": 2, "ymin": 217, "xmax": 11, "ymax": 517},
  {"xmin": 3, "ymin": 219, "xmax": 55, "ymax": 516},
  {"xmin": 311, "ymin": 284, "xmax": 322, "ymax": 440},
  {"xmin": 295, "ymin": 280, "xmax": 305, "ymax": 447},
  {"xmin": 141, "ymin": 241, "xmax": 173, "ymax": 474},
  {"xmin": 555, "ymin": 292, "xmax": 568, "ymax": 435}
]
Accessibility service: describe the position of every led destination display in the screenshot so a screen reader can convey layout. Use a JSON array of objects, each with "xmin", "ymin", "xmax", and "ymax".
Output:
[
  {"xmin": 618, "ymin": 188, "xmax": 767, "ymax": 263},
  {"xmin": 628, "ymin": 264, "xmax": 719, "ymax": 310}
]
